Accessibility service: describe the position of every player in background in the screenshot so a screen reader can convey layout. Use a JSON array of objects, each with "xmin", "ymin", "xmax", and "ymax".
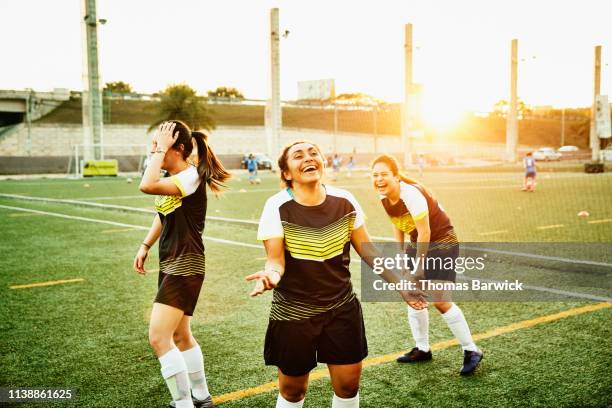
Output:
[
  {"xmin": 247, "ymin": 141, "xmax": 425, "ymax": 408},
  {"xmin": 134, "ymin": 120, "xmax": 230, "ymax": 408},
  {"xmin": 246, "ymin": 154, "xmax": 259, "ymax": 184},
  {"xmin": 371, "ymin": 154, "xmax": 483, "ymax": 376},
  {"xmin": 523, "ymin": 152, "xmax": 536, "ymax": 192}
]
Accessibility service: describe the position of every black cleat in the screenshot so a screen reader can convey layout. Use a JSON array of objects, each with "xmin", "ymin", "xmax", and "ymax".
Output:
[
  {"xmin": 169, "ymin": 394, "xmax": 214, "ymax": 408},
  {"xmin": 396, "ymin": 347, "xmax": 433, "ymax": 363},
  {"xmin": 460, "ymin": 350, "xmax": 483, "ymax": 375}
]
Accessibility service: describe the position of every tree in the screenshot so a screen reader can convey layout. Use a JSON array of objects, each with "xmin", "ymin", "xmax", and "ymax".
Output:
[
  {"xmin": 492, "ymin": 99, "xmax": 531, "ymax": 118},
  {"xmin": 207, "ymin": 86, "xmax": 244, "ymax": 99},
  {"xmin": 333, "ymin": 93, "xmax": 384, "ymax": 106},
  {"xmin": 149, "ymin": 84, "xmax": 215, "ymax": 131},
  {"xmin": 104, "ymin": 81, "xmax": 133, "ymax": 94}
]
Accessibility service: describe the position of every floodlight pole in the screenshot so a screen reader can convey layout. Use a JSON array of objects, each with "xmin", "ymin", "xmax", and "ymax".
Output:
[
  {"xmin": 81, "ymin": 0, "xmax": 104, "ymax": 160},
  {"xmin": 401, "ymin": 23, "xmax": 414, "ymax": 168},
  {"xmin": 560, "ymin": 107, "xmax": 565, "ymax": 147},
  {"xmin": 590, "ymin": 45, "xmax": 601, "ymax": 162},
  {"xmin": 265, "ymin": 8, "xmax": 282, "ymax": 167},
  {"xmin": 506, "ymin": 39, "xmax": 519, "ymax": 163}
]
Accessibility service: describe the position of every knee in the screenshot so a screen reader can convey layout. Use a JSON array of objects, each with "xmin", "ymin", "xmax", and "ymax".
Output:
[
  {"xmin": 148, "ymin": 330, "xmax": 171, "ymax": 353},
  {"xmin": 334, "ymin": 381, "xmax": 359, "ymax": 399},
  {"xmin": 279, "ymin": 384, "xmax": 307, "ymax": 402},
  {"xmin": 434, "ymin": 302, "xmax": 452, "ymax": 314}
]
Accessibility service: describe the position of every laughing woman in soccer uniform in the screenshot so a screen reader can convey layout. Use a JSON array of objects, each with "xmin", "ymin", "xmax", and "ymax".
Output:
[
  {"xmin": 246, "ymin": 141, "xmax": 380, "ymax": 408},
  {"xmin": 371, "ymin": 154, "xmax": 483, "ymax": 375},
  {"xmin": 134, "ymin": 121, "xmax": 230, "ymax": 408}
]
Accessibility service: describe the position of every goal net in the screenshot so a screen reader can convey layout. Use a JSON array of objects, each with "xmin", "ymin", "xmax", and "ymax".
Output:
[{"xmin": 68, "ymin": 143, "xmax": 149, "ymax": 178}]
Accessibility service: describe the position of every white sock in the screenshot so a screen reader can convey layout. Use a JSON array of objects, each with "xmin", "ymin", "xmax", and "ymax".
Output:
[
  {"xmin": 441, "ymin": 304, "xmax": 478, "ymax": 352},
  {"xmin": 332, "ymin": 392, "xmax": 359, "ymax": 408},
  {"xmin": 182, "ymin": 345, "xmax": 211, "ymax": 400},
  {"xmin": 159, "ymin": 347, "xmax": 193, "ymax": 407},
  {"xmin": 408, "ymin": 307, "xmax": 430, "ymax": 352},
  {"xmin": 276, "ymin": 393, "xmax": 304, "ymax": 408}
]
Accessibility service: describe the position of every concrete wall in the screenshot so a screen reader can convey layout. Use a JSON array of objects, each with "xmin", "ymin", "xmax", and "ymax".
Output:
[
  {"xmin": 0, "ymin": 123, "xmax": 527, "ymax": 174},
  {"xmin": 0, "ymin": 123, "xmax": 518, "ymax": 156}
]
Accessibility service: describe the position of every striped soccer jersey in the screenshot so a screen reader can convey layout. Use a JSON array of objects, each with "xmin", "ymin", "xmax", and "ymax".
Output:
[
  {"xmin": 155, "ymin": 165, "xmax": 206, "ymax": 276},
  {"xmin": 381, "ymin": 181, "xmax": 456, "ymax": 245},
  {"xmin": 257, "ymin": 186, "xmax": 365, "ymax": 320}
]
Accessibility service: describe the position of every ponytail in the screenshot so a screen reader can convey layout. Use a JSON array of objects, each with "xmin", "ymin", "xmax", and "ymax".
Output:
[{"xmin": 191, "ymin": 131, "xmax": 231, "ymax": 194}]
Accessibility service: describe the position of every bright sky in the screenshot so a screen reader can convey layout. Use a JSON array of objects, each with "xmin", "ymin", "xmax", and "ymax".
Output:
[{"xmin": 1, "ymin": 0, "xmax": 611, "ymax": 121}]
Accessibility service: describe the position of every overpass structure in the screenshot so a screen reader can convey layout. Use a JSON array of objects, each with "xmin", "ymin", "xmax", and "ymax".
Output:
[{"xmin": 0, "ymin": 89, "xmax": 71, "ymax": 155}]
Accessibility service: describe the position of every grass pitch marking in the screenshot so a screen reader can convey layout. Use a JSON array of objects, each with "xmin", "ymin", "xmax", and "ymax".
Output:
[
  {"xmin": 101, "ymin": 227, "xmax": 141, "ymax": 234},
  {"xmin": 212, "ymin": 301, "xmax": 612, "ymax": 404},
  {"xmin": 478, "ymin": 230, "xmax": 508, "ymax": 236},
  {"xmin": 536, "ymin": 224, "xmax": 565, "ymax": 230},
  {"xmin": 0, "ymin": 193, "xmax": 259, "ymax": 226},
  {"xmin": 8, "ymin": 212, "xmax": 45, "ymax": 217},
  {"xmin": 10, "ymin": 278, "xmax": 84, "ymax": 289},
  {"xmin": 0, "ymin": 204, "xmax": 262, "ymax": 250},
  {"xmin": 588, "ymin": 218, "xmax": 612, "ymax": 224},
  {"xmin": 1, "ymin": 203, "xmax": 607, "ymax": 301}
]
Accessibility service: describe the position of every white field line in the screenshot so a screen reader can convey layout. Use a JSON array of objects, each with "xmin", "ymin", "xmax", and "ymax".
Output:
[
  {"xmin": 2, "ymin": 202, "xmax": 608, "ymax": 302},
  {"xmin": 0, "ymin": 193, "xmax": 259, "ymax": 225},
  {"xmin": 536, "ymin": 224, "xmax": 565, "ymax": 230},
  {"xmin": 588, "ymin": 218, "xmax": 612, "ymax": 224},
  {"xmin": 0, "ymin": 204, "xmax": 262, "ymax": 249},
  {"xmin": 2, "ymin": 192, "xmax": 609, "ymax": 268},
  {"xmin": 369, "ymin": 235, "xmax": 612, "ymax": 269},
  {"xmin": 457, "ymin": 275, "xmax": 612, "ymax": 302},
  {"xmin": 349, "ymin": 258, "xmax": 612, "ymax": 302}
]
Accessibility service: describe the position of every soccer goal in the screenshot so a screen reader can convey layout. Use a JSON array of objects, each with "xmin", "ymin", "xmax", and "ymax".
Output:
[{"xmin": 68, "ymin": 143, "xmax": 149, "ymax": 178}]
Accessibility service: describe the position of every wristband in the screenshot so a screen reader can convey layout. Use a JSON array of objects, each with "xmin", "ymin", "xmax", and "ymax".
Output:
[{"xmin": 142, "ymin": 242, "xmax": 152, "ymax": 249}]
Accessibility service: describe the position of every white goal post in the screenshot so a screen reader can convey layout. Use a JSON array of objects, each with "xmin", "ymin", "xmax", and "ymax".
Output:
[{"xmin": 68, "ymin": 143, "xmax": 149, "ymax": 178}]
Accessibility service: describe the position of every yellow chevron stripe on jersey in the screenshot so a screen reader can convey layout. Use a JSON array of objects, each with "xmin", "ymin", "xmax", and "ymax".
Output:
[
  {"xmin": 390, "ymin": 213, "xmax": 417, "ymax": 233},
  {"xmin": 405, "ymin": 230, "xmax": 459, "ymax": 250},
  {"xmin": 269, "ymin": 290, "xmax": 356, "ymax": 321},
  {"xmin": 282, "ymin": 212, "xmax": 356, "ymax": 262},
  {"xmin": 155, "ymin": 194, "xmax": 183, "ymax": 215},
  {"xmin": 160, "ymin": 252, "xmax": 205, "ymax": 276}
]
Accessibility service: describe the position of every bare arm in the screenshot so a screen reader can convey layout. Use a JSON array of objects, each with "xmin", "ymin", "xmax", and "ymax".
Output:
[
  {"xmin": 351, "ymin": 225, "xmax": 427, "ymax": 308},
  {"xmin": 139, "ymin": 122, "xmax": 182, "ymax": 196},
  {"xmin": 133, "ymin": 214, "xmax": 162, "ymax": 275},
  {"xmin": 393, "ymin": 226, "xmax": 405, "ymax": 253},
  {"xmin": 246, "ymin": 238, "xmax": 285, "ymax": 297},
  {"xmin": 413, "ymin": 216, "xmax": 431, "ymax": 279}
]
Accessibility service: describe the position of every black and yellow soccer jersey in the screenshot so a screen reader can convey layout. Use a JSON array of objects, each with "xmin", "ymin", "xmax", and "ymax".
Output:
[
  {"xmin": 257, "ymin": 185, "xmax": 365, "ymax": 309},
  {"xmin": 155, "ymin": 165, "xmax": 206, "ymax": 276},
  {"xmin": 381, "ymin": 181, "xmax": 456, "ymax": 244}
]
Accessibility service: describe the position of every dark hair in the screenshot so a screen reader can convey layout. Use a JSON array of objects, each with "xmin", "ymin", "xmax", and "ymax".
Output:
[
  {"xmin": 526, "ymin": 152, "xmax": 533, "ymax": 157},
  {"xmin": 278, "ymin": 140, "xmax": 324, "ymax": 188},
  {"xmin": 371, "ymin": 154, "xmax": 420, "ymax": 185},
  {"xmin": 168, "ymin": 120, "xmax": 231, "ymax": 194}
]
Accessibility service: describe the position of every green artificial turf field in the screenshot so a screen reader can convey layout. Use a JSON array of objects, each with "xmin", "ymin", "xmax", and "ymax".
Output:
[{"xmin": 1, "ymin": 169, "xmax": 611, "ymax": 407}]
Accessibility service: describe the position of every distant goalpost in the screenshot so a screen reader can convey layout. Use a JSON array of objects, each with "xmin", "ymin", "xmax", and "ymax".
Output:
[{"xmin": 68, "ymin": 143, "xmax": 149, "ymax": 178}]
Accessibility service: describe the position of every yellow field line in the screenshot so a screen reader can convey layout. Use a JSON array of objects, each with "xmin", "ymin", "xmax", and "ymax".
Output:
[
  {"xmin": 212, "ymin": 302, "xmax": 612, "ymax": 404},
  {"xmin": 10, "ymin": 278, "xmax": 85, "ymax": 289},
  {"xmin": 587, "ymin": 218, "xmax": 612, "ymax": 224},
  {"xmin": 536, "ymin": 224, "xmax": 565, "ymax": 230},
  {"xmin": 478, "ymin": 230, "xmax": 508, "ymax": 236},
  {"xmin": 100, "ymin": 227, "xmax": 140, "ymax": 234}
]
